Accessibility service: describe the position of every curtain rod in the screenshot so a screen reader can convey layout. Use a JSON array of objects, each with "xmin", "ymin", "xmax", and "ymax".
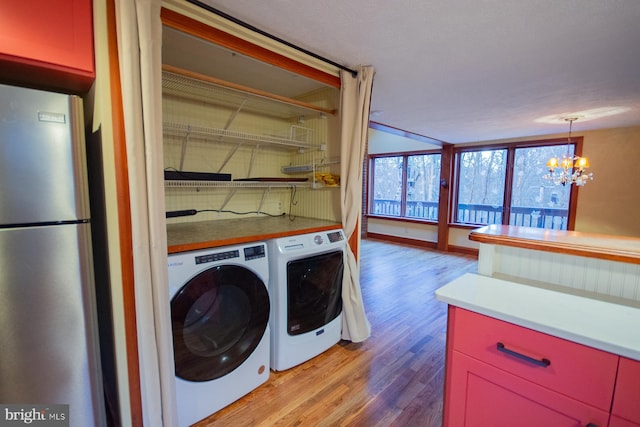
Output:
[{"xmin": 186, "ymin": 0, "xmax": 358, "ymax": 77}]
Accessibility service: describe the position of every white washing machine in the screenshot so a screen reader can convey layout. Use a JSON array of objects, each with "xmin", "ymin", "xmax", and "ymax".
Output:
[
  {"xmin": 168, "ymin": 242, "xmax": 270, "ymax": 427},
  {"xmin": 267, "ymin": 229, "xmax": 346, "ymax": 371}
]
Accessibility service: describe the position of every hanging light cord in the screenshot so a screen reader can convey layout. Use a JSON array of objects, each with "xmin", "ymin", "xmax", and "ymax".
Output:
[{"xmin": 565, "ymin": 117, "xmax": 576, "ymax": 156}]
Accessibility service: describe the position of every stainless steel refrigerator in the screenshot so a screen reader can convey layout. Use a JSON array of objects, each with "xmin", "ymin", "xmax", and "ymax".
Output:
[{"xmin": 0, "ymin": 83, "xmax": 106, "ymax": 426}]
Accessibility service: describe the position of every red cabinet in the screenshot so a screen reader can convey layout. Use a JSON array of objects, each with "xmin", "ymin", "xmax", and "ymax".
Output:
[
  {"xmin": 0, "ymin": 0, "xmax": 94, "ymax": 92},
  {"xmin": 611, "ymin": 357, "xmax": 640, "ymax": 426},
  {"xmin": 448, "ymin": 351, "xmax": 610, "ymax": 426},
  {"xmin": 610, "ymin": 416, "xmax": 640, "ymax": 427},
  {"xmin": 444, "ymin": 307, "xmax": 621, "ymax": 427}
]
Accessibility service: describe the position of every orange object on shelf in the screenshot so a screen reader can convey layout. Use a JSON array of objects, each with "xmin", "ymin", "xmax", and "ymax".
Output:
[{"xmin": 315, "ymin": 173, "xmax": 340, "ymax": 186}]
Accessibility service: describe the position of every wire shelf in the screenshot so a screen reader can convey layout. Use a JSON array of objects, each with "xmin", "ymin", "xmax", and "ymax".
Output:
[
  {"xmin": 163, "ymin": 122, "xmax": 318, "ymax": 150},
  {"xmin": 164, "ymin": 180, "xmax": 312, "ymax": 189}
]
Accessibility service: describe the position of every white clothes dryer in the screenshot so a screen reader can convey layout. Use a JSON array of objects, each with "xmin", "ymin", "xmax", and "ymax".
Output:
[
  {"xmin": 168, "ymin": 242, "xmax": 270, "ymax": 427},
  {"xmin": 267, "ymin": 229, "xmax": 346, "ymax": 371}
]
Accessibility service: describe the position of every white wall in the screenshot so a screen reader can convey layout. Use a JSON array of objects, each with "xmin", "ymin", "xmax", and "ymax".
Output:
[{"xmin": 368, "ymin": 217, "xmax": 438, "ymax": 242}]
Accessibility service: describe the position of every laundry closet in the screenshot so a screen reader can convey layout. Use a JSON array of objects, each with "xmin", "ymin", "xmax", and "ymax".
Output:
[{"xmin": 161, "ymin": 11, "xmax": 347, "ymax": 426}]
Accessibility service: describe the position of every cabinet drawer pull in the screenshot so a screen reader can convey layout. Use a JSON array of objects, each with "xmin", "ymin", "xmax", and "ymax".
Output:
[{"xmin": 496, "ymin": 342, "xmax": 551, "ymax": 367}]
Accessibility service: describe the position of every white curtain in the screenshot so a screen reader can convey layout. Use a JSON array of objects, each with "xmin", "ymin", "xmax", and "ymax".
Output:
[
  {"xmin": 340, "ymin": 66, "xmax": 375, "ymax": 342},
  {"xmin": 114, "ymin": 0, "xmax": 178, "ymax": 425}
]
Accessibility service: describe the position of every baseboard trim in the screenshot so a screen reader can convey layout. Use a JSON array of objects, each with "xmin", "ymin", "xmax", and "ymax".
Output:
[
  {"xmin": 447, "ymin": 245, "xmax": 479, "ymax": 257},
  {"xmin": 364, "ymin": 233, "xmax": 479, "ymax": 257},
  {"xmin": 365, "ymin": 233, "xmax": 437, "ymax": 249}
]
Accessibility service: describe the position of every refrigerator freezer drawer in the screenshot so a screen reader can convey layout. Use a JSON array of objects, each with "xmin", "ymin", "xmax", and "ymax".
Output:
[{"xmin": 0, "ymin": 223, "xmax": 104, "ymax": 427}]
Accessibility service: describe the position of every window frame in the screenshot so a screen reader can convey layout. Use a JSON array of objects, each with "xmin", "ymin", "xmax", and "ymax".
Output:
[
  {"xmin": 451, "ymin": 137, "xmax": 583, "ymax": 230},
  {"xmin": 367, "ymin": 149, "xmax": 442, "ymax": 224}
]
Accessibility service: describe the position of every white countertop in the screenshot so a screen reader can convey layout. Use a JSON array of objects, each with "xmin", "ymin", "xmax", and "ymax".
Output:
[{"xmin": 435, "ymin": 273, "xmax": 640, "ymax": 362}]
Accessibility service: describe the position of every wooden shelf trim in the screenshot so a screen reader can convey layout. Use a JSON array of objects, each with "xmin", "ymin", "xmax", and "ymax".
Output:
[
  {"xmin": 469, "ymin": 225, "xmax": 640, "ymax": 265},
  {"xmin": 167, "ymin": 217, "xmax": 343, "ymax": 253},
  {"xmin": 163, "ymin": 64, "xmax": 336, "ymax": 116},
  {"xmin": 168, "ymin": 223, "xmax": 341, "ymax": 253},
  {"xmin": 160, "ymin": 7, "xmax": 341, "ymax": 89}
]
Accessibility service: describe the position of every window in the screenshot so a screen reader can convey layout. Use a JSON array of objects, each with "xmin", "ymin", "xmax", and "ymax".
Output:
[
  {"xmin": 371, "ymin": 156, "xmax": 403, "ymax": 217},
  {"xmin": 406, "ymin": 154, "xmax": 441, "ymax": 220},
  {"xmin": 370, "ymin": 153, "xmax": 441, "ymax": 221},
  {"xmin": 456, "ymin": 149, "xmax": 507, "ymax": 224},
  {"xmin": 510, "ymin": 145, "xmax": 573, "ymax": 229},
  {"xmin": 454, "ymin": 139, "xmax": 579, "ymax": 230}
]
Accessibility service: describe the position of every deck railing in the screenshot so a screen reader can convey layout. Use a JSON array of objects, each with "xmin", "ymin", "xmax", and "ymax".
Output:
[
  {"xmin": 372, "ymin": 199, "xmax": 439, "ymax": 220},
  {"xmin": 371, "ymin": 199, "xmax": 568, "ymax": 229}
]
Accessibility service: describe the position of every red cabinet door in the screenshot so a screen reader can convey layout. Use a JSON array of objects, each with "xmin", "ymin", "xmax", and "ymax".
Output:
[
  {"xmin": 612, "ymin": 357, "xmax": 640, "ymax": 425},
  {"xmin": 0, "ymin": 0, "xmax": 94, "ymax": 92},
  {"xmin": 609, "ymin": 415, "xmax": 640, "ymax": 427},
  {"xmin": 449, "ymin": 307, "xmax": 618, "ymax": 411},
  {"xmin": 447, "ymin": 351, "xmax": 610, "ymax": 427}
]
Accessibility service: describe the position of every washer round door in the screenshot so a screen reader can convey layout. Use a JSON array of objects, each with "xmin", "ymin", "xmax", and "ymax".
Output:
[{"xmin": 171, "ymin": 265, "xmax": 270, "ymax": 382}]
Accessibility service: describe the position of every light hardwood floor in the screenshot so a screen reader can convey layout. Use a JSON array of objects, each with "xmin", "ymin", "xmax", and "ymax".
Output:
[{"xmin": 195, "ymin": 238, "xmax": 477, "ymax": 427}]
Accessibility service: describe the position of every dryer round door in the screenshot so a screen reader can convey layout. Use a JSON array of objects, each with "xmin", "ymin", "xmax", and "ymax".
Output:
[{"xmin": 171, "ymin": 265, "xmax": 270, "ymax": 382}]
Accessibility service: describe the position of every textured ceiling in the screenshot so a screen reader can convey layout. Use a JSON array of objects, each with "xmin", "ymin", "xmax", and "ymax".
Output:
[{"xmin": 194, "ymin": 0, "xmax": 640, "ymax": 144}]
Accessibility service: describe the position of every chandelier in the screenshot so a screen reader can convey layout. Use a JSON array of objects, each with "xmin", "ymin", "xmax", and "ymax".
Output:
[{"xmin": 544, "ymin": 117, "xmax": 593, "ymax": 186}]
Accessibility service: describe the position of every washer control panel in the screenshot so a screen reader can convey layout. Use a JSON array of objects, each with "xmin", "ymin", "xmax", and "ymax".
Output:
[
  {"xmin": 327, "ymin": 231, "xmax": 344, "ymax": 243},
  {"xmin": 244, "ymin": 244, "xmax": 267, "ymax": 260},
  {"xmin": 195, "ymin": 249, "xmax": 239, "ymax": 264},
  {"xmin": 277, "ymin": 229, "xmax": 346, "ymax": 253},
  {"xmin": 194, "ymin": 244, "xmax": 266, "ymax": 264}
]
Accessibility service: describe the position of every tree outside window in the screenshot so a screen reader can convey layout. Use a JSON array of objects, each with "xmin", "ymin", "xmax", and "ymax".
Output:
[
  {"xmin": 370, "ymin": 153, "xmax": 441, "ymax": 221},
  {"xmin": 510, "ymin": 145, "xmax": 572, "ymax": 229},
  {"xmin": 372, "ymin": 156, "xmax": 403, "ymax": 217},
  {"xmin": 456, "ymin": 149, "xmax": 507, "ymax": 225},
  {"xmin": 455, "ymin": 143, "xmax": 575, "ymax": 229},
  {"xmin": 405, "ymin": 154, "xmax": 440, "ymax": 220}
]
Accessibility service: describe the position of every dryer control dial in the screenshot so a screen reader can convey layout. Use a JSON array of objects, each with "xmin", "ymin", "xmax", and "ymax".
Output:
[{"xmin": 313, "ymin": 234, "xmax": 324, "ymax": 245}]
